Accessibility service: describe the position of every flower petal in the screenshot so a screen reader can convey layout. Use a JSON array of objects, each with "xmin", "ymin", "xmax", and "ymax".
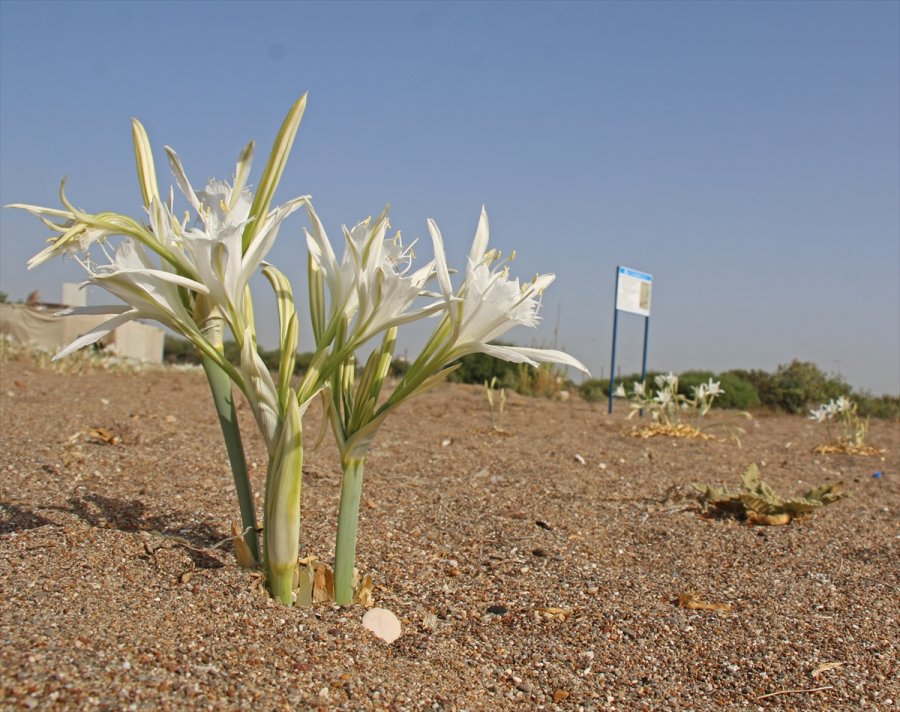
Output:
[
  {"xmin": 476, "ymin": 344, "xmax": 590, "ymax": 375},
  {"xmin": 427, "ymin": 219, "xmax": 453, "ymax": 303},
  {"xmin": 53, "ymin": 309, "xmax": 139, "ymax": 360},
  {"xmin": 468, "ymin": 205, "xmax": 490, "ymax": 267},
  {"xmin": 56, "ymin": 304, "xmax": 131, "ymax": 317},
  {"xmin": 164, "ymin": 147, "xmax": 202, "ymax": 214},
  {"xmin": 238, "ymin": 196, "xmax": 307, "ymax": 294}
]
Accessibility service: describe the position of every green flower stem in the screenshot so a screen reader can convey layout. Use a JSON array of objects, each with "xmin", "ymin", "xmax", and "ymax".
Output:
[
  {"xmin": 333, "ymin": 456, "xmax": 365, "ymax": 606},
  {"xmin": 201, "ymin": 356, "xmax": 259, "ymax": 564}
]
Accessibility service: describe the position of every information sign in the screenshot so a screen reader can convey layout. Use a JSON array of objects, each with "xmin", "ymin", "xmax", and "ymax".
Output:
[{"xmin": 615, "ymin": 267, "xmax": 652, "ymax": 317}]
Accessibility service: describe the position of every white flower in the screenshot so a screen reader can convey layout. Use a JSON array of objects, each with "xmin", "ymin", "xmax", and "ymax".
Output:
[
  {"xmin": 13, "ymin": 182, "xmax": 159, "ymax": 270},
  {"xmin": 165, "ymin": 147, "xmax": 307, "ymax": 330},
  {"xmin": 834, "ymin": 396, "xmax": 853, "ymax": 414},
  {"xmin": 655, "ymin": 372, "xmax": 678, "ymax": 390},
  {"xmin": 614, "ymin": 384, "xmax": 626, "ymax": 398},
  {"xmin": 428, "ymin": 207, "xmax": 589, "ymax": 374},
  {"xmin": 654, "ymin": 390, "xmax": 672, "ymax": 407},
  {"xmin": 705, "ymin": 379, "xmax": 723, "ymax": 397},
  {"xmin": 809, "ymin": 400, "xmax": 839, "ymax": 422},
  {"xmin": 20, "ymin": 138, "xmax": 308, "ymax": 365},
  {"xmin": 53, "ymin": 241, "xmax": 210, "ymax": 360},
  {"xmin": 305, "ymin": 204, "xmax": 442, "ymax": 346},
  {"xmin": 632, "ymin": 381, "xmax": 646, "ymax": 397}
]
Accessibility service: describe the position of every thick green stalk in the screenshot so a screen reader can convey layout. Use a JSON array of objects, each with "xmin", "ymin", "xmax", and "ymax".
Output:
[
  {"xmin": 333, "ymin": 456, "xmax": 365, "ymax": 606},
  {"xmin": 201, "ymin": 356, "xmax": 260, "ymax": 564}
]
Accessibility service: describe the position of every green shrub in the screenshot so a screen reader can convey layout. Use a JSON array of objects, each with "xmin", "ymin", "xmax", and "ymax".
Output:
[
  {"xmin": 516, "ymin": 362, "xmax": 566, "ymax": 398},
  {"xmin": 855, "ymin": 393, "xmax": 900, "ymax": 421},
  {"xmin": 729, "ymin": 369, "xmax": 781, "ymax": 407},
  {"xmin": 764, "ymin": 360, "xmax": 851, "ymax": 414},
  {"xmin": 447, "ymin": 348, "xmax": 520, "ymax": 389},
  {"xmin": 579, "ymin": 378, "xmax": 610, "ymax": 402},
  {"xmin": 166, "ymin": 337, "xmax": 317, "ymax": 376},
  {"xmin": 677, "ymin": 370, "xmax": 716, "ymax": 398},
  {"xmin": 295, "ymin": 352, "xmax": 316, "ymax": 373},
  {"xmin": 728, "ymin": 363, "xmax": 849, "ymax": 414},
  {"xmin": 714, "ymin": 372, "xmax": 761, "ymax": 410},
  {"xmin": 390, "ymin": 357, "xmax": 410, "ymax": 377},
  {"xmin": 222, "ymin": 340, "xmax": 241, "ymax": 367},
  {"xmin": 164, "ymin": 335, "xmax": 201, "ymax": 364}
]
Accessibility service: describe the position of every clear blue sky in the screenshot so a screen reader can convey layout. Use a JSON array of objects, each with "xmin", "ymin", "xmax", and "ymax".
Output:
[{"xmin": 1, "ymin": 0, "xmax": 898, "ymax": 394}]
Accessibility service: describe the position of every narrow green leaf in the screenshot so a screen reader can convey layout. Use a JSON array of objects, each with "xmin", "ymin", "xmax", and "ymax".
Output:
[
  {"xmin": 369, "ymin": 326, "xmax": 398, "ymax": 404},
  {"xmin": 242, "ymin": 93, "xmax": 308, "ymax": 252},
  {"xmin": 278, "ymin": 313, "xmax": 299, "ymax": 413},
  {"xmin": 308, "ymin": 254, "xmax": 327, "ymax": 345},
  {"xmin": 349, "ymin": 348, "xmax": 382, "ymax": 433}
]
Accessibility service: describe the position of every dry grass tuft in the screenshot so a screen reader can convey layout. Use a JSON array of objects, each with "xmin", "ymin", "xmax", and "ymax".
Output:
[{"xmin": 628, "ymin": 422, "xmax": 718, "ymax": 440}]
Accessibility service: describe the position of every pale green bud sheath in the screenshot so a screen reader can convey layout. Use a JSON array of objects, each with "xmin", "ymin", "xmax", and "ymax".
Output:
[
  {"xmin": 132, "ymin": 119, "xmax": 161, "ymax": 209},
  {"xmin": 263, "ymin": 390, "xmax": 305, "ymax": 605}
]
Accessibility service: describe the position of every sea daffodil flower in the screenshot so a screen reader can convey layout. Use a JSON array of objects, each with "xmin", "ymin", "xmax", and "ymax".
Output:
[
  {"xmin": 12, "ymin": 96, "xmax": 314, "ymax": 603},
  {"xmin": 53, "ymin": 239, "xmax": 217, "ymax": 360},
  {"xmin": 166, "ymin": 146, "xmax": 308, "ymax": 338},
  {"xmin": 305, "ymin": 204, "xmax": 442, "ymax": 351},
  {"xmin": 324, "ymin": 207, "xmax": 589, "ymax": 606},
  {"xmin": 426, "ymin": 207, "xmax": 589, "ymax": 373}
]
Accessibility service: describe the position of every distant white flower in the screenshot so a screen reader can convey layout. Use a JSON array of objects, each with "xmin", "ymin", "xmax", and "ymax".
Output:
[
  {"xmin": 834, "ymin": 396, "xmax": 853, "ymax": 414},
  {"xmin": 655, "ymin": 372, "xmax": 678, "ymax": 390},
  {"xmin": 809, "ymin": 399, "xmax": 840, "ymax": 422},
  {"xmin": 632, "ymin": 381, "xmax": 646, "ymax": 397},
  {"xmin": 614, "ymin": 384, "xmax": 626, "ymax": 398}
]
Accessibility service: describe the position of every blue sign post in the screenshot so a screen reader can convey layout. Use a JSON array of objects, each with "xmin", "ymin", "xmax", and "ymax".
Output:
[{"xmin": 608, "ymin": 266, "xmax": 653, "ymax": 414}]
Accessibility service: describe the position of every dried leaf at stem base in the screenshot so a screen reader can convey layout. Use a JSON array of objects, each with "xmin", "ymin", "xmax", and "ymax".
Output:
[{"xmin": 231, "ymin": 522, "xmax": 257, "ymax": 569}]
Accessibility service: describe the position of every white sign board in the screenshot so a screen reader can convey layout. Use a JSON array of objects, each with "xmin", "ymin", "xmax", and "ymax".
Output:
[{"xmin": 615, "ymin": 266, "xmax": 652, "ymax": 317}]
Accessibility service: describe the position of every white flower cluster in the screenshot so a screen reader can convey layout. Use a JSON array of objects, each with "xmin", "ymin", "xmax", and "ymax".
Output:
[
  {"xmin": 808, "ymin": 396, "xmax": 853, "ymax": 423},
  {"xmin": 624, "ymin": 373, "xmax": 724, "ymax": 428}
]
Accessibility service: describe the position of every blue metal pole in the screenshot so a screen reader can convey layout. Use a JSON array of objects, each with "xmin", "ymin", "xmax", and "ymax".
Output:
[
  {"xmin": 608, "ymin": 309, "xmax": 620, "ymax": 414},
  {"xmin": 640, "ymin": 315, "xmax": 650, "ymax": 383},
  {"xmin": 608, "ymin": 267, "xmax": 621, "ymax": 415},
  {"xmin": 639, "ymin": 315, "xmax": 650, "ymax": 417}
]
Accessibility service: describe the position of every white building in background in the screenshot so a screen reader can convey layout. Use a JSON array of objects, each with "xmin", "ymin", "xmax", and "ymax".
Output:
[{"xmin": 0, "ymin": 283, "xmax": 165, "ymax": 363}]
